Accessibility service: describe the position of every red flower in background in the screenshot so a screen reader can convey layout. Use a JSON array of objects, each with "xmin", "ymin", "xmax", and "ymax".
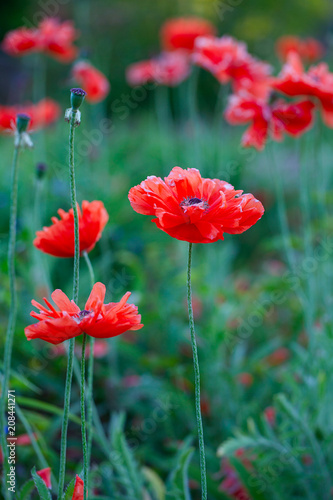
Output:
[
  {"xmin": 34, "ymin": 200, "xmax": 109, "ymax": 257},
  {"xmin": 276, "ymin": 36, "xmax": 324, "ymax": 63},
  {"xmin": 72, "ymin": 61, "xmax": 110, "ymax": 103},
  {"xmin": 151, "ymin": 51, "xmax": 191, "ymax": 86},
  {"xmin": 37, "ymin": 467, "xmax": 52, "ymax": 489},
  {"xmin": 218, "ymin": 453, "xmax": 251, "ymax": 499},
  {"xmin": 2, "ymin": 18, "xmax": 79, "ymax": 62},
  {"xmin": 225, "ymin": 94, "xmax": 314, "ymax": 150},
  {"xmin": 25, "ymin": 282, "xmax": 143, "ymax": 345},
  {"xmin": 0, "ymin": 99, "xmax": 60, "ymax": 133},
  {"xmin": 264, "ymin": 406, "xmax": 276, "ymax": 426},
  {"xmin": 129, "ymin": 167, "xmax": 264, "ymax": 244},
  {"xmin": 2, "ymin": 27, "xmax": 39, "ymax": 56},
  {"xmin": 273, "ymin": 52, "xmax": 333, "ymax": 126},
  {"xmin": 160, "ymin": 17, "xmax": 216, "ymax": 53},
  {"xmin": 193, "ymin": 36, "xmax": 271, "ymax": 99},
  {"xmin": 37, "ymin": 18, "xmax": 78, "ymax": 62},
  {"xmin": 126, "ymin": 52, "xmax": 191, "ymax": 87},
  {"xmin": 126, "ymin": 60, "xmax": 154, "ymax": 86},
  {"xmin": 72, "ymin": 475, "xmax": 84, "ymax": 500}
]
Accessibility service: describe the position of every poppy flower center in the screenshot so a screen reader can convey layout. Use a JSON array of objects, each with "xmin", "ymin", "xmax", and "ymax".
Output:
[
  {"xmin": 180, "ymin": 197, "xmax": 209, "ymax": 211},
  {"xmin": 79, "ymin": 309, "xmax": 91, "ymax": 318}
]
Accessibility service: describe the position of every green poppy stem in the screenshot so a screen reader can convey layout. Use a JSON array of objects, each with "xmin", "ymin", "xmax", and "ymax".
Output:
[
  {"xmin": 83, "ymin": 251, "xmax": 95, "ymax": 485},
  {"xmin": 0, "ymin": 142, "xmax": 21, "ymax": 500},
  {"xmin": 57, "ymin": 109, "xmax": 80, "ymax": 498},
  {"xmin": 80, "ymin": 332, "xmax": 88, "ymax": 500},
  {"xmin": 187, "ymin": 242, "xmax": 207, "ymax": 500}
]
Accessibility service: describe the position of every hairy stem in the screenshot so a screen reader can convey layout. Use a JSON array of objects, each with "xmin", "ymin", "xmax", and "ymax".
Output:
[
  {"xmin": 0, "ymin": 143, "xmax": 20, "ymax": 500},
  {"xmin": 187, "ymin": 242, "xmax": 207, "ymax": 500},
  {"xmin": 57, "ymin": 110, "xmax": 80, "ymax": 498},
  {"xmin": 81, "ymin": 333, "xmax": 88, "ymax": 500},
  {"xmin": 83, "ymin": 251, "xmax": 95, "ymax": 483}
]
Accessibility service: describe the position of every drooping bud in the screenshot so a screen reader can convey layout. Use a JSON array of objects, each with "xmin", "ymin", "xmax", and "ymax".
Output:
[
  {"xmin": 16, "ymin": 113, "xmax": 31, "ymax": 133},
  {"xmin": 36, "ymin": 162, "xmax": 47, "ymax": 180},
  {"xmin": 70, "ymin": 88, "xmax": 87, "ymax": 110}
]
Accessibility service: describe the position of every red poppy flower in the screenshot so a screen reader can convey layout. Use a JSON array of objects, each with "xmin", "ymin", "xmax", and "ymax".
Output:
[
  {"xmin": 126, "ymin": 60, "xmax": 154, "ymax": 86},
  {"xmin": 264, "ymin": 406, "xmax": 276, "ymax": 426},
  {"xmin": 225, "ymin": 93, "xmax": 315, "ymax": 150},
  {"xmin": 72, "ymin": 475, "xmax": 84, "ymax": 500},
  {"xmin": 218, "ymin": 457, "xmax": 250, "ymax": 499},
  {"xmin": 72, "ymin": 61, "xmax": 110, "ymax": 103},
  {"xmin": 127, "ymin": 52, "xmax": 191, "ymax": 87},
  {"xmin": 160, "ymin": 17, "xmax": 216, "ymax": 53},
  {"xmin": 151, "ymin": 51, "xmax": 191, "ymax": 86},
  {"xmin": 29, "ymin": 98, "xmax": 61, "ymax": 129},
  {"xmin": 34, "ymin": 200, "xmax": 109, "ymax": 258},
  {"xmin": 276, "ymin": 35, "xmax": 324, "ymax": 63},
  {"xmin": 273, "ymin": 52, "xmax": 333, "ymax": 126},
  {"xmin": 128, "ymin": 167, "xmax": 264, "ymax": 244},
  {"xmin": 25, "ymin": 282, "xmax": 143, "ymax": 345},
  {"xmin": 265, "ymin": 347, "xmax": 290, "ymax": 366},
  {"xmin": 2, "ymin": 27, "xmax": 40, "ymax": 56},
  {"xmin": 0, "ymin": 99, "xmax": 60, "ymax": 133},
  {"xmin": 193, "ymin": 36, "xmax": 271, "ymax": 99},
  {"xmin": 2, "ymin": 18, "xmax": 78, "ymax": 62},
  {"xmin": 237, "ymin": 372, "xmax": 253, "ymax": 387},
  {"xmin": 37, "ymin": 467, "xmax": 52, "ymax": 489},
  {"xmin": 38, "ymin": 18, "xmax": 78, "ymax": 62}
]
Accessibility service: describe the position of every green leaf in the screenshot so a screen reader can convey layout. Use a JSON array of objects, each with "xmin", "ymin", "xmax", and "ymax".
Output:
[
  {"xmin": 16, "ymin": 479, "xmax": 35, "ymax": 500},
  {"xmin": 167, "ymin": 441, "xmax": 194, "ymax": 500},
  {"xmin": 142, "ymin": 466, "xmax": 166, "ymax": 500},
  {"xmin": 62, "ymin": 477, "xmax": 76, "ymax": 500},
  {"xmin": 31, "ymin": 467, "xmax": 52, "ymax": 500},
  {"xmin": 17, "ymin": 396, "xmax": 81, "ymax": 425}
]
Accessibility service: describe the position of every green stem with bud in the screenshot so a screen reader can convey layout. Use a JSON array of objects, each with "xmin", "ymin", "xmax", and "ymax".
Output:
[
  {"xmin": 57, "ymin": 108, "xmax": 81, "ymax": 499},
  {"xmin": 0, "ymin": 141, "xmax": 21, "ymax": 500}
]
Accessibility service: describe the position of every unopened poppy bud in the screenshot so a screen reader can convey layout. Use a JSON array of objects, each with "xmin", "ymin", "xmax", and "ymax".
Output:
[
  {"xmin": 70, "ymin": 87, "xmax": 86, "ymax": 110},
  {"xmin": 16, "ymin": 113, "xmax": 31, "ymax": 133},
  {"xmin": 36, "ymin": 162, "xmax": 47, "ymax": 179}
]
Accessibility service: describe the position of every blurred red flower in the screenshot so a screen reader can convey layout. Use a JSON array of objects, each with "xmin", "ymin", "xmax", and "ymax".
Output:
[
  {"xmin": 237, "ymin": 372, "xmax": 254, "ymax": 387},
  {"xmin": 38, "ymin": 18, "xmax": 78, "ymax": 62},
  {"xmin": 276, "ymin": 36, "xmax": 324, "ymax": 63},
  {"xmin": 160, "ymin": 17, "xmax": 216, "ymax": 53},
  {"xmin": 193, "ymin": 36, "xmax": 271, "ymax": 99},
  {"xmin": 72, "ymin": 61, "xmax": 110, "ymax": 103},
  {"xmin": 129, "ymin": 166, "xmax": 264, "ymax": 244},
  {"xmin": 265, "ymin": 347, "xmax": 290, "ymax": 366},
  {"xmin": 84, "ymin": 339, "xmax": 109, "ymax": 358},
  {"xmin": 16, "ymin": 433, "xmax": 38, "ymax": 445},
  {"xmin": 34, "ymin": 200, "xmax": 109, "ymax": 257},
  {"xmin": 264, "ymin": 406, "xmax": 276, "ymax": 426},
  {"xmin": 2, "ymin": 27, "xmax": 40, "ymax": 56},
  {"xmin": 219, "ymin": 456, "xmax": 251, "ymax": 499},
  {"xmin": 273, "ymin": 52, "xmax": 333, "ymax": 126},
  {"xmin": 126, "ymin": 60, "xmax": 154, "ymax": 86},
  {"xmin": 2, "ymin": 18, "xmax": 78, "ymax": 62},
  {"xmin": 37, "ymin": 467, "xmax": 52, "ymax": 489},
  {"xmin": 72, "ymin": 475, "xmax": 84, "ymax": 500},
  {"xmin": 0, "ymin": 99, "xmax": 60, "ymax": 133},
  {"xmin": 127, "ymin": 51, "xmax": 191, "ymax": 87},
  {"xmin": 225, "ymin": 93, "xmax": 315, "ymax": 150},
  {"xmin": 25, "ymin": 282, "xmax": 143, "ymax": 345}
]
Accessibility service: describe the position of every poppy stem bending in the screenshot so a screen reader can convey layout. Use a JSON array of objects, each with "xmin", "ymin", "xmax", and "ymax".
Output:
[
  {"xmin": 187, "ymin": 242, "xmax": 207, "ymax": 500},
  {"xmin": 57, "ymin": 109, "xmax": 81, "ymax": 499},
  {"xmin": 0, "ymin": 143, "xmax": 21, "ymax": 500},
  {"xmin": 80, "ymin": 332, "xmax": 88, "ymax": 500},
  {"xmin": 83, "ymin": 251, "xmax": 95, "ymax": 478}
]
